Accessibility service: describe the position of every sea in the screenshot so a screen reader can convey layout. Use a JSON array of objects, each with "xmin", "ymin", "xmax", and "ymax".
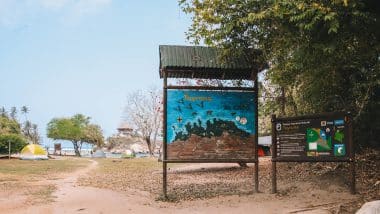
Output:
[
  {"xmin": 43, "ymin": 140, "xmax": 94, "ymax": 156},
  {"xmin": 42, "ymin": 140, "xmax": 150, "ymax": 158}
]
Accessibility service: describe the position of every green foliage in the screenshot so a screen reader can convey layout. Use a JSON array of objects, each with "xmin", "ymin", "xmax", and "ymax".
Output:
[
  {"xmin": 0, "ymin": 106, "xmax": 40, "ymax": 145},
  {"xmin": 47, "ymin": 118, "xmax": 82, "ymax": 142},
  {"xmin": 81, "ymin": 124, "xmax": 104, "ymax": 147},
  {"xmin": 0, "ymin": 134, "xmax": 27, "ymax": 154},
  {"xmin": 180, "ymin": 0, "xmax": 380, "ymax": 148},
  {"xmin": 46, "ymin": 114, "xmax": 104, "ymax": 156},
  {"xmin": 0, "ymin": 110, "xmax": 28, "ymax": 154},
  {"xmin": 0, "ymin": 116, "xmax": 21, "ymax": 135}
]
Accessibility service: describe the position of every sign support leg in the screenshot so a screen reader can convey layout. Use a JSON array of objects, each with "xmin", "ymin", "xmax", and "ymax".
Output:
[
  {"xmin": 8, "ymin": 140, "xmax": 11, "ymax": 159},
  {"xmin": 162, "ymin": 71, "xmax": 168, "ymax": 199},
  {"xmin": 271, "ymin": 161, "xmax": 277, "ymax": 193},
  {"xmin": 348, "ymin": 112, "xmax": 355, "ymax": 194},
  {"xmin": 253, "ymin": 73, "xmax": 259, "ymax": 193},
  {"xmin": 163, "ymin": 162, "xmax": 167, "ymax": 198},
  {"xmin": 350, "ymin": 160, "xmax": 356, "ymax": 194},
  {"xmin": 255, "ymin": 162, "xmax": 259, "ymax": 193},
  {"xmin": 271, "ymin": 114, "xmax": 277, "ymax": 193}
]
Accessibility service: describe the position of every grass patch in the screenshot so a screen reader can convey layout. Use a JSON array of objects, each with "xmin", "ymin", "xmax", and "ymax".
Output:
[
  {"xmin": 0, "ymin": 157, "xmax": 90, "ymax": 205},
  {"xmin": 79, "ymin": 158, "xmax": 162, "ymax": 193},
  {"xmin": 80, "ymin": 158, "xmax": 254, "ymax": 201},
  {"xmin": 26, "ymin": 184, "xmax": 57, "ymax": 204},
  {"xmin": 0, "ymin": 158, "xmax": 89, "ymax": 180}
]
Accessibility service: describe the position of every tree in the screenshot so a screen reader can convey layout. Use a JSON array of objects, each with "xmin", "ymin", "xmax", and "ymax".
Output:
[
  {"xmin": 21, "ymin": 106, "xmax": 29, "ymax": 121},
  {"xmin": 0, "ymin": 107, "xmax": 7, "ymax": 118},
  {"xmin": 10, "ymin": 107, "xmax": 17, "ymax": 120},
  {"xmin": 180, "ymin": 0, "xmax": 380, "ymax": 148},
  {"xmin": 124, "ymin": 88, "xmax": 162, "ymax": 155},
  {"xmin": 0, "ymin": 106, "xmax": 41, "ymax": 154},
  {"xmin": 0, "ymin": 113, "xmax": 27, "ymax": 154},
  {"xmin": 0, "ymin": 134, "xmax": 27, "ymax": 154},
  {"xmin": 81, "ymin": 124, "xmax": 104, "ymax": 149},
  {"xmin": 22, "ymin": 121, "xmax": 41, "ymax": 144},
  {"xmin": 0, "ymin": 116, "xmax": 21, "ymax": 135},
  {"xmin": 46, "ymin": 114, "xmax": 104, "ymax": 156}
]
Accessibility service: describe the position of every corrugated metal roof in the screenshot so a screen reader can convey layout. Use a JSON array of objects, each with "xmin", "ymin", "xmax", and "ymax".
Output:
[{"xmin": 159, "ymin": 45, "xmax": 263, "ymax": 80}]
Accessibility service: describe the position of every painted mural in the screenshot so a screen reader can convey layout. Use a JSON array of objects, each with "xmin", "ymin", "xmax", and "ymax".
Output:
[{"xmin": 166, "ymin": 90, "xmax": 256, "ymax": 160}]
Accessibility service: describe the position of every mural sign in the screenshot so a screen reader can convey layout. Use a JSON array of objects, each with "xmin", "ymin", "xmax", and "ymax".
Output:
[
  {"xmin": 273, "ymin": 113, "xmax": 350, "ymax": 161},
  {"xmin": 166, "ymin": 89, "xmax": 256, "ymax": 161}
]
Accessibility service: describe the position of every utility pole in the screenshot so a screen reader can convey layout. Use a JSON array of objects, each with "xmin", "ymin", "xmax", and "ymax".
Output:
[{"xmin": 8, "ymin": 140, "xmax": 11, "ymax": 160}]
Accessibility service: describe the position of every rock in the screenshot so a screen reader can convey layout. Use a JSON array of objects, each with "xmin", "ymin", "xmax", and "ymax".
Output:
[
  {"xmin": 299, "ymin": 209, "xmax": 331, "ymax": 214},
  {"xmin": 356, "ymin": 200, "xmax": 380, "ymax": 214},
  {"xmin": 130, "ymin": 143, "xmax": 148, "ymax": 153},
  {"xmin": 125, "ymin": 149, "xmax": 134, "ymax": 156}
]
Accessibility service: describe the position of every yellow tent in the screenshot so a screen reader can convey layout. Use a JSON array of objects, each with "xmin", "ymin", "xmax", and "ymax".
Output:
[{"xmin": 20, "ymin": 144, "xmax": 48, "ymax": 160}]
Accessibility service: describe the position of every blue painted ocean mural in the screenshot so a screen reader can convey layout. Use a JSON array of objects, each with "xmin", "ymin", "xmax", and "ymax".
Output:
[{"xmin": 166, "ymin": 90, "xmax": 256, "ymax": 160}]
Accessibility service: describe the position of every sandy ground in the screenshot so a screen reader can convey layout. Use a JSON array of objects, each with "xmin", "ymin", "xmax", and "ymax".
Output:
[{"xmin": 1, "ymin": 159, "xmax": 359, "ymax": 214}]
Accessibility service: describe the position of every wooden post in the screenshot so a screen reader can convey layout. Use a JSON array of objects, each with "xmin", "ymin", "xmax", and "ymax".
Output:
[
  {"xmin": 271, "ymin": 114, "xmax": 277, "ymax": 193},
  {"xmin": 350, "ymin": 160, "xmax": 355, "ymax": 194},
  {"xmin": 348, "ymin": 112, "xmax": 356, "ymax": 194},
  {"xmin": 162, "ymin": 71, "xmax": 168, "ymax": 198},
  {"xmin": 8, "ymin": 140, "xmax": 11, "ymax": 160},
  {"xmin": 254, "ymin": 74, "xmax": 259, "ymax": 193}
]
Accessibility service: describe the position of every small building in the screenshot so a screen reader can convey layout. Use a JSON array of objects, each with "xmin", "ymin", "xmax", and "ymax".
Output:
[
  {"xmin": 258, "ymin": 136, "xmax": 272, "ymax": 156},
  {"xmin": 117, "ymin": 123, "xmax": 133, "ymax": 137}
]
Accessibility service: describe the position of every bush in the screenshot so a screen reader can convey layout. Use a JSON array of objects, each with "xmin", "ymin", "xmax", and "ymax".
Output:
[{"xmin": 0, "ymin": 134, "xmax": 27, "ymax": 154}]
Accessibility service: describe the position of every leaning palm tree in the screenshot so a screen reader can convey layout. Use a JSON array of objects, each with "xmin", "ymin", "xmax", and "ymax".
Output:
[{"xmin": 21, "ymin": 106, "xmax": 29, "ymax": 121}]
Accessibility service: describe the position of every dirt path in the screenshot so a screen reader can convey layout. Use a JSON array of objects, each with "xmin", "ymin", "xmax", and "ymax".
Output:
[
  {"xmin": 7, "ymin": 160, "xmax": 157, "ymax": 214},
  {"xmin": 4, "ymin": 159, "xmax": 359, "ymax": 214}
]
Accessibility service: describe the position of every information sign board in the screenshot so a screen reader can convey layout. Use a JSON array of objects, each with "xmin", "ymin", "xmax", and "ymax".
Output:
[
  {"xmin": 166, "ymin": 89, "xmax": 256, "ymax": 161},
  {"xmin": 271, "ymin": 112, "xmax": 355, "ymax": 194},
  {"xmin": 273, "ymin": 113, "xmax": 349, "ymax": 161}
]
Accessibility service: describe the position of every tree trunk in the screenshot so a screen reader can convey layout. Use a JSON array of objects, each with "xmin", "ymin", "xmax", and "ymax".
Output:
[
  {"xmin": 280, "ymin": 86, "xmax": 286, "ymax": 116},
  {"xmin": 72, "ymin": 141, "xmax": 81, "ymax": 157},
  {"xmin": 145, "ymin": 136, "xmax": 153, "ymax": 156},
  {"xmin": 152, "ymin": 129, "xmax": 158, "ymax": 154},
  {"xmin": 288, "ymin": 92, "xmax": 298, "ymax": 116},
  {"xmin": 79, "ymin": 141, "xmax": 83, "ymax": 154}
]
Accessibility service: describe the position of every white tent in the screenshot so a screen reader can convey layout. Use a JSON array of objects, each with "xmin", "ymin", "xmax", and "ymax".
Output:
[{"xmin": 20, "ymin": 144, "xmax": 48, "ymax": 160}]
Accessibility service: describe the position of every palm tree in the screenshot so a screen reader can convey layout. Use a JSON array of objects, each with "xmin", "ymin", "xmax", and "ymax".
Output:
[
  {"xmin": 23, "ymin": 120, "xmax": 32, "ymax": 143},
  {"xmin": 10, "ymin": 107, "xmax": 17, "ymax": 120},
  {"xmin": 30, "ymin": 124, "xmax": 40, "ymax": 144},
  {"xmin": 21, "ymin": 106, "xmax": 29, "ymax": 121},
  {"xmin": 0, "ymin": 107, "xmax": 7, "ymax": 118}
]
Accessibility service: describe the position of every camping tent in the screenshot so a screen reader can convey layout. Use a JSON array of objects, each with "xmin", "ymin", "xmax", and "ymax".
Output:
[{"xmin": 20, "ymin": 144, "xmax": 48, "ymax": 160}]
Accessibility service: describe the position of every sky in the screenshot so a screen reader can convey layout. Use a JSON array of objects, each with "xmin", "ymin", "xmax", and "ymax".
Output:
[{"xmin": 0, "ymin": 0, "xmax": 192, "ymax": 147}]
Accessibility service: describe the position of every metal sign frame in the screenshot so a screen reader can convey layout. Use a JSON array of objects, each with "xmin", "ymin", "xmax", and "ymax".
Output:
[
  {"xmin": 270, "ymin": 112, "xmax": 355, "ymax": 194},
  {"xmin": 162, "ymin": 73, "xmax": 259, "ymax": 198}
]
